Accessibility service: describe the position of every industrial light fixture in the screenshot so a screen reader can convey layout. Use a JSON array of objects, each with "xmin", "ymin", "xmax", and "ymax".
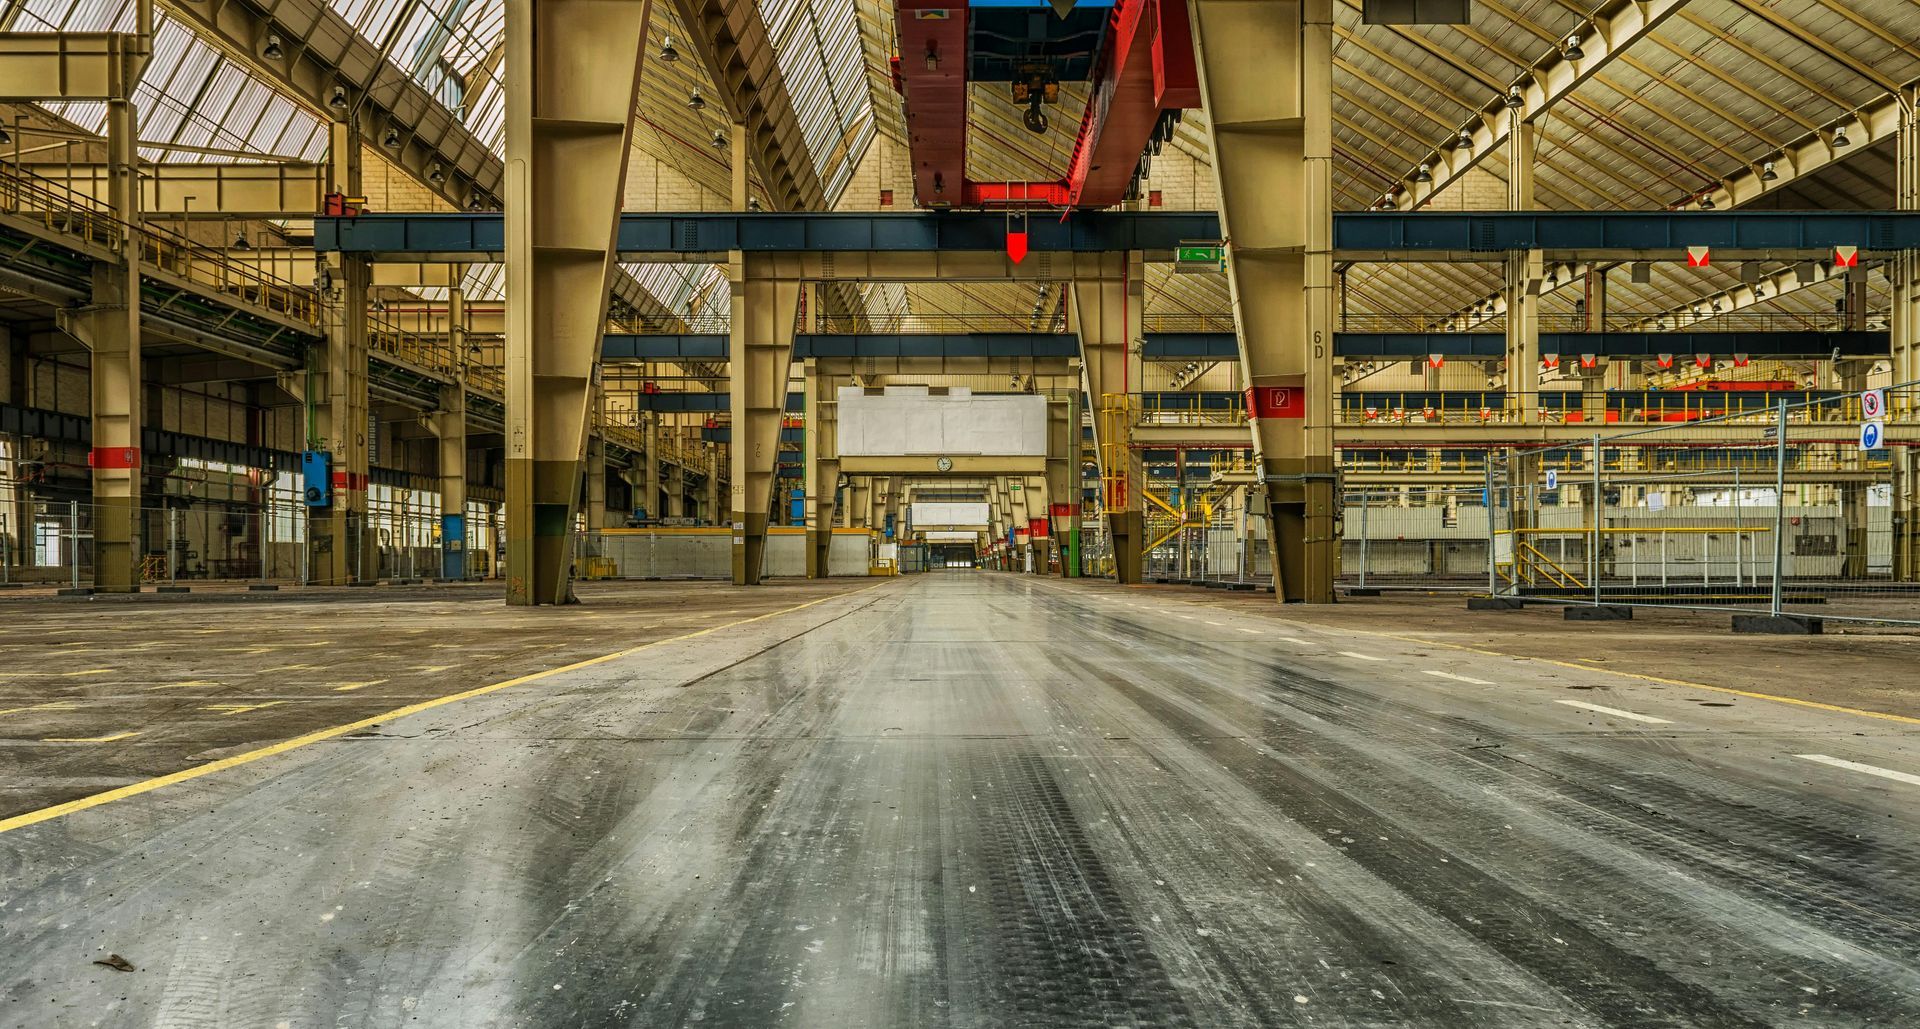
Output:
[
  {"xmin": 1832, "ymin": 124, "xmax": 1851, "ymax": 148},
  {"xmin": 1414, "ymin": 163, "xmax": 1432, "ymax": 183},
  {"xmin": 328, "ymin": 84, "xmax": 348, "ymax": 110},
  {"xmin": 263, "ymin": 33, "xmax": 283, "ymax": 60},
  {"xmin": 427, "ymin": 163, "xmax": 445, "ymax": 185},
  {"xmin": 747, "ymin": 197, "xmax": 762, "ymax": 212},
  {"xmin": 1453, "ymin": 129, "xmax": 1473, "ymax": 151},
  {"xmin": 382, "ymin": 127, "xmax": 401, "ymax": 150},
  {"xmin": 1562, "ymin": 31, "xmax": 1584, "ymax": 61},
  {"xmin": 370, "ymin": 298, "xmax": 386, "ymax": 313},
  {"xmin": 659, "ymin": 35, "xmax": 680, "ymax": 62},
  {"xmin": 1755, "ymin": 282, "xmax": 1767, "ymax": 298},
  {"xmin": 468, "ymin": 193, "xmax": 485, "ymax": 211},
  {"xmin": 1760, "ymin": 159, "xmax": 1778, "ymax": 181},
  {"xmin": 1544, "ymin": 269, "xmax": 1557, "ymax": 288},
  {"xmin": 924, "ymin": 43, "xmax": 939, "ymax": 71},
  {"xmin": 0, "ymin": 125, "xmax": 10, "ymax": 145},
  {"xmin": 1711, "ymin": 298, "xmax": 1723, "ymax": 312},
  {"xmin": 710, "ymin": 129, "xmax": 727, "ymax": 149},
  {"xmin": 687, "ymin": 88, "xmax": 705, "ymax": 111},
  {"xmin": 1698, "ymin": 192, "xmax": 1715, "ymax": 210},
  {"xmin": 1504, "ymin": 86, "xmax": 1524, "ymax": 110},
  {"xmin": 232, "ymin": 232, "xmax": 252, "ymax": 250}
]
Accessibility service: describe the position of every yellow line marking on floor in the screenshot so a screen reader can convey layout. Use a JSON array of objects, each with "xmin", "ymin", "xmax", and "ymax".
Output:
[
  {"xmin": 144, "ymin": 681, "xmax": 222, "ymax": 691},
  {"xmin": 0, "ymin": 581, "xmax": 893, "ymax": 837},
  {"xmin": 329, "ymin": 680, "xmax": 389, "ymax": 693},
  {"xmin": 42, "ymin": 731, "xmax": 142, "ymax": 743},
  {"xmin": 413, "ymin": 665, "xmax": 452, "ymax": 673},
  {"xmin": 59, "ymin": 669, "xmax": 110, "ymax": 677},
  {"xmin": 260, "ymin": 664, "xmax": 314, "ymax": 673},
  {"xmin": 202, "ymin": 701, "xmax": 288, "ymax": 716},
  {"xmin": 0, "ymin": 701, "xmax": 82, "ymax": 716}
]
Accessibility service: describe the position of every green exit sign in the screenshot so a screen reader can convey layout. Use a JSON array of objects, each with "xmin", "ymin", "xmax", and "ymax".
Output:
[{"xmin": 1176, "ymin": 244, "xmax": 1222, "ymax": 263}]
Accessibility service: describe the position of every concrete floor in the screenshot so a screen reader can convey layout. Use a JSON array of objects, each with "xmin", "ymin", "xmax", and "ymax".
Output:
[{"xmin": 2, "ymin": 573, "xmax": 1917, "ymax": 1026}]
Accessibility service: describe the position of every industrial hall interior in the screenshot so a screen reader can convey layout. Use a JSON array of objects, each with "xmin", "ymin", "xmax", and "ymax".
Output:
[{"xmin": 5, "ymin": 0, "xmax": 1920, "ymax": 1024}]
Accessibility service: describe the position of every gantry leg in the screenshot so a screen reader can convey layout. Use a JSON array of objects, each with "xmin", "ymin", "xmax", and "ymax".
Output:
[
  {"xmin": 1073, "ymin": 252, "xmax": 1145, "ymax": 583},
  {"xmin": 730, "ymin": 255, "xmax": 802, "ymax": 583},
  {"xmin": 1189, "ymin": 0, "xmax": 1334, "ymax": 602},
  {"xmin": 503, "ymin": 0, "xmax": 651, "ymax": 605},
  {"xmin": 585, "ymin": 383, "xmax": 608, "ymax": 533}
]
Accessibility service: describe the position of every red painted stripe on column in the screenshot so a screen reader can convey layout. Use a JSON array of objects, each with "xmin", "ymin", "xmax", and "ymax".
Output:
[{"xmin": 88, "ymin": 447, "xmax": 141, "ymax": 469}]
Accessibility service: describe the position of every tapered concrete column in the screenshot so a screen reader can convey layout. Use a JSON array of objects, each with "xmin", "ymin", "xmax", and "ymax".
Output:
[
  {"xmin": 1073, "ymin": 253, "xmax": 1144, "ymax": 583},
  {"xmin": 1505, "ymin": 123, "xmax": 1542, "ymax": 424},
  {"xmin": 57, "ymin": 98, "xmax": 143, "ymax": 592},
  {"xmin": 503, "ymin": 0, "xmax": 650, "ymax": 604},
  {"xmin": 1189, "ymin": 0, "xmax": 1334, "ymax": 602},
  {"xmin": 301, "ymin": 118, "xmax": 373, "ymax": 586},
  {"xmin": 802, "ymin": 359, "xmax": 841, "ymax": 578},
  {"xmin": 429, "ymin": 383, "xmax": 468, "ymax": 579},
  {"xmin": 730, "ymin": 255, "xmax": 802, "ymax": 584}
]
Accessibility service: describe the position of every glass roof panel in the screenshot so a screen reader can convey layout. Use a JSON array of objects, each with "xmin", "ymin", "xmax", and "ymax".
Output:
[{"xmin": 3, "ymin": 0, "xmax": 326, "ymax": 162}]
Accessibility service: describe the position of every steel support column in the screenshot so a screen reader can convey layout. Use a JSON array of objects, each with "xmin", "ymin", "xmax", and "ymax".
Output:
[
  {"xmin": 1505, "ymin": 122, "xmax": 1542, "ymax": 424},
  {"xmin": 1189, "ymin": 0, "xmax": 1334, "ymax": 602},
  {"xmin": 643, "ymin": 413, "xmax": 662, "ymax": 520},
  {"xmin": 1893, "ymin": 87, "xmax": 1919, "ymax": 581},
  {"xmin": 1073, "ymin": 251, "xmax": 1144, "ymax": 583},
  {"xmin": 803, "ymin": 358, "xmax": 841, "ymax": 578},
  {"xmin": 729, "ymin": 254, "xmax": 802, "ymax": 584},
  {"xmin": 503, "ymin": 0, "xmax": 651, "ymax": 605},
  {"xmin": 1045, "ymin": 391, "xmax": 1076, "ymax": 576},
  {"xmin": 60, "ymin": 97, "xmax": 143, "ymax": 593},
  {"xmin": 307, "ymin": 119, "xmax": 371, "ymax": 586},
  {"xmin": 430, "ymin": 381, "xmax": 468, "ymax": 580}
]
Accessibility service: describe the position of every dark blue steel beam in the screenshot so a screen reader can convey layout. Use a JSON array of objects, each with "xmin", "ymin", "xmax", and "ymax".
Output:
[
  {"xmin": 624, "ymin": 391, "xmax": 805, "ymax": 412},
  {"xmin": 1334, "ymin": 331, "xmax": 1890, "ymax": 359},
  {"xmin": 317, "ymin": 211, "xmax": 1920, "ymax": 258},
  {"xmin": 1334, "ymin": 211, "xmax": 1920, "ymax": 256},
  {"xmin": 316, "ymin": 212, "xmax": 1223, "ymax": 256},
  {"xmin": 602, "ymin": 333, "xmax": 1085, "ymax": 361}
]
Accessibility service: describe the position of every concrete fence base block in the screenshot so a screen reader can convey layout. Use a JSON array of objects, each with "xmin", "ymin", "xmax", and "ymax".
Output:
[
  {"xmin": 155, "ymin": 585, "xmax": 192, "ymax": 594},
  {"xmin": 55, "ymin": 587, "xmax": 93, "ymax": 597},
  {"xmin": 1346, "ymin": 588, "xmax": 1383, "ymax": 597},
  {"xmin": 1565, "ymin": 604, "xmax": 1632, "ymax": 621},
  {"xmin": 248, "ymin": 583, "xmax": 280, "ymax": 592},
  {"xmin": 1467, "ymin": 597, "xmax": 1524, "ymax": 611},
  {"xmin": 1732, "ymin": 613, "xmax": 1823, "ymax": 635}
]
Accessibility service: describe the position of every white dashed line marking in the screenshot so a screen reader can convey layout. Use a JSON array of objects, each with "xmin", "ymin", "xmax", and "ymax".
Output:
[
  {"xmin": 1423, "ymin": 670, "xmax": 1493, "ymax": 685},
  {"xmin": 1233, "ymin": 627, "xmax": 1261, "ymax": 635},
  {"xmin": 1555, "ymin": 700, "xmax": 1672, "ymax": 724},
  {"xmin": 1794, "ymin": 754, "xmax": 1920, "ymax": 788},
  {"xmin": 1338, "ymin": 651, "xmax": 1383, "ymax": 662}
]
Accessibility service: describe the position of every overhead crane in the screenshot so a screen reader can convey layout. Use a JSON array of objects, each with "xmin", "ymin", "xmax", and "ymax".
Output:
[{"xmin": 891, "ymin": 0, "xmax": 1199, "ymax": 208}]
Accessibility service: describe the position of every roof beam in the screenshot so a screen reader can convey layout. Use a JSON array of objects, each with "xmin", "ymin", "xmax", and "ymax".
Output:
[
  {"xmin": 1387, "ymin": 0, "xmax": 1688, "ymax": 212},
  {"xmin": 167, "ymin": 0, "xmax": 498, "ymax": 209},
  {"xmin": 668, "ymin": 0, "xmax": 826, "ymax": 211},
  {"xmin": 29, "ymin": 160, "xmax": 325, "ymax": 216}
]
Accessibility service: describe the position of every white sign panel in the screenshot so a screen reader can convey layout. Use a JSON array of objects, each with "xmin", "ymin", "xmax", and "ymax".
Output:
[
  {"xmin": 837, "ymin": 387, "xmax": 1048, "ymax": 457},
  {"xmin": 1860, "ymin": 420, "xmax": 1885, "ymax": 452},
  {"xmin": 1861, "ymin": 388, "xmax": 1886, "ymax": 420},
  {"xmin": 910, "ymin": 502, "xmax": 990, "ymax": 527},
  {"xmin": 1645, "ymin": 492, "xmax": 1666, "ymax": 513},
  {"xmin": 1545, "ymin": 469, "xmax": 1558, "ymax": 491}
]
